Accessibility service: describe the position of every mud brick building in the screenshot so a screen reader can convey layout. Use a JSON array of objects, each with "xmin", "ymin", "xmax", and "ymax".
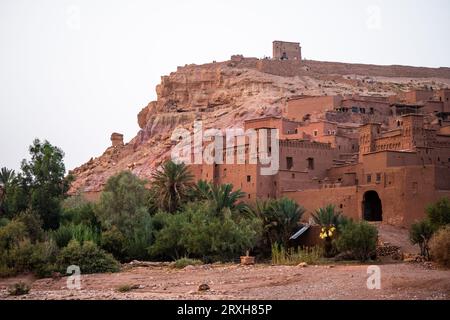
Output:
[
  {"xmin": 273, "ymin": 41, "xmax": 302, "ymax": 61},
  {"xmin": 189, "ymin": 89, "xmax": 450, "ymax": 227}
]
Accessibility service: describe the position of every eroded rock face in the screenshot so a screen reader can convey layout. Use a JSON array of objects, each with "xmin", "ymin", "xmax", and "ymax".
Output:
[{"xmin": 68, "ymin": 58, "xmax": 450, "ymax": 195}]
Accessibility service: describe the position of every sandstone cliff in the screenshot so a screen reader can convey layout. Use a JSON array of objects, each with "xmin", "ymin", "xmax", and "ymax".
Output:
[{"xmin": 69, "ymin": 57, "xmax": 450, "ymax": 194}]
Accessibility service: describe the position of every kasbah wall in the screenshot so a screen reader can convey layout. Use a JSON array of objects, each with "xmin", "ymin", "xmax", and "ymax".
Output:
[{"xmin": 188, "ymin": 83, "xmax": 450, "ymax": 229}]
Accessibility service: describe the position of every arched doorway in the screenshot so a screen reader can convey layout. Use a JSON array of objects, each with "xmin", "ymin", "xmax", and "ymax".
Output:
[{"xmin": 363, "ymin": 191, "xmax": 382, "ymax": 221}]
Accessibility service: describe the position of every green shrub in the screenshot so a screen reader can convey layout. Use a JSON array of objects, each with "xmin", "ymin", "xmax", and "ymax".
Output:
[
  {"xmin": 426, "ymin": 197, "xmax": 450, "ymax": 229},
  {"xmin": 57, "ymin": 240, "xmax": 120, "ymax": 274},
  {"xmin": 270, "ymin": 198, "xmax": 305, "ymax": 248},
  {"xmin": 8, "ymin": 282, "xmax": 30, "ymax": 296},
  {"xmin": 0, "ymin": 217, "xmax": 10, "ymax": 228},
  {"xmin": 271, "ymin": 244, "xmax": 323, "ymax": 265},
  {"xmin": 101, "ymin": 227, "xmax": 126, "ymax": 261},
  {"xmin": 410, "ymin": 219, "xmax": 434, "ymax": 259},
  {"xmin": 0, "ymin": 220, "xmax": 28, "ymax": 250},
  {"xmin": 14, "ymin": 210, "xmax": 45, "ymax": 243},
  {"xmin": 50, "ymin": 225, "xmax": 73, "ymax": 248},
  {"xmin": 173, "ymin": 257, "xmax": 203, "ymax": 269},
  {"xmin": 0, "ymin": 265, "xmax": 15, "ymax": 277},
  {"xmin": 150, "ymin": 202, "xmax": 262, "ymax": 261},
  {"xmin": 95, "ymin": 171, "xmax": 154, "ymax": 260},
  {"xmin": 336, "ymin": 221, "xmax": 378, "ymax": 262},
  {"xmin": 61, "ymin": 199, "xmax": 100, "ymax": 231},
  {"xmin": 5, "ymin": 239, "xmax": 59, "ymax": 278},
  {"xmin": 50, "ymin": 224, "xmax": 100, "ymax": 248},
  {"xmin": 429, "ymin": 226, "xmax": 450, "ymax": 268}
]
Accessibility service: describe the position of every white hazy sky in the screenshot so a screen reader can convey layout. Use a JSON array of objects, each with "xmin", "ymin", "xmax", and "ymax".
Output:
[{"xmin": 1, "ymin": 0, "xmax": 450, "ymax": 172}]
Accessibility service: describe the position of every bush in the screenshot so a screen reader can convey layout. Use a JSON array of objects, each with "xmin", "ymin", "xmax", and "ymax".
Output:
[
  {"xmin": 271, "ymin": 244, "xmax": 323, "ymax": 265},
  {"xmin": 57, "ymin": 240, "xmax": 120, "ymax": 274},
  {"xmin": 50, "ymin": 223, "xmax": 100, "ymax": 248},
  {"xmin": 426, "ymin": 197, "xmax": 450, "ymax": 229},
  {"xmin": 429, "ymin": 226, "xmax": 450, "ymax": 268},
  {"xmin": 61, "ymin": 198, "xmax": 100, "ymax": 231},
  {"xmin": 410, "ymin": 219, "xmax": 434, "ymax": 259},
  {"xmin": 8, "ymin": 282, "xmax": 30, "ymax": 296},
  {"xmin": 4, "ymin": 239, "xmax": 59, "ymax": 278},
  {"xmin": 173, "ymin": 257, "xmax": 203, "ymax": 269},
  {"xmin": 14, "ymin": 210, "xmax": 45, "ymax": 243},
  {"xmin": 0, "ymin": 217, "xmax": 10, "ymax": 228},
  {"xmin": 100, "ymin": 227, "xmax": 126, "ymax": 261},
  {"xmin": 150, "ymin": 202, "xmax": 262, "ymax": 262},
  {"xmin": 336, "ymin": 221, "xmax": 378, "ymax": 262},
  {"xmin": 96, "ymin": 171, "xmax": 154, "ymax": 260},
  {"xmin": 0, "ymin": 220, "xmax": 28, "ymax": 250}
]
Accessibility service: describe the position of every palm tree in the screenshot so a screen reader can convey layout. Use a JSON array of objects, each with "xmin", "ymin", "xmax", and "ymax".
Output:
[
  {"xmin": 208, "ymin": 183, "xmax": 246, "ymax": 215},
  {"xmin": 311, "ymin": 205, "xmax": 343, "ymax": 227},
  {"xmin": 311, "ymin": 205, "xmax": 344, "ymax": 257},
  {"xmin": 245, "ymin": 199, "xmax": 277, "ymax": 252},
  {"xmin": 151, "ymin": 160, "xmax": 194, "ymax": 213},
  {"xmin": 271, "ymin": 197, "xmax": 305, "ymax": 248},
  {"xmin": 191, "ymin": 180, "xmax": 211, "ymax": 201},
  {"xmin": 193, "ymin": 181, "xmax": 246, "ymax": 215},
  {"xmin": 0, "ymin": 167, "xmax": 16, "ymax": 187}
]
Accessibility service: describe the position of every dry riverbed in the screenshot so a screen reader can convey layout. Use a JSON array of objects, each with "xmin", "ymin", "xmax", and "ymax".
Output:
[{"xmin": 0, "ymin": 262, "xmax": 449, "ymax": 300}]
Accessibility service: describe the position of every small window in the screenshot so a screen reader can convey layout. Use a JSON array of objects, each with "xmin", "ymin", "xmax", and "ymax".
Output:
[
  {"xmin": 367, "ymin": 174, "xmax": 372, "ymax": 183},
  {"xmin": 376, "ymin": 173, "xmax": 381, "ymax": 182},
  {"xmin": 247, "ymin": 175, "xmax": 251, "ymax": 182},
  {"xmin": 313, "ymin": 130, "xmax": 318, "ymax": 137},
  {"xmin": 286, "ymin": 157, "xmax": 294, "ymax": 170},
  {"xmin": 370, "ymin": 108, "xmax": 374, "ymax": 114},
  {"xmin": 248, "ymin": 194, "xmax": 251, "ymax": 199},
  {"xmin": 223, "ymin": 168, "xmax": 227, "ymax": 178},
  {"xmin": 291, "ymin": 173, "xmax": 295, "ymax": 179},
  {"xmin": 307, "ymin": 158, "xmax": 314, "ymax": 170},
  {"xmin": 339, "ymin": 204, "xmax": 343, "ymax": 209}
]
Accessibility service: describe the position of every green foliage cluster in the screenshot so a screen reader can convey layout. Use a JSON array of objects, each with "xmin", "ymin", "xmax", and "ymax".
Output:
[
  {"xmin": 56, "ymin": 240, "xmax": 120, "ymax": 274},
  {"xmin": 410, "ymin": 197, "xmax": 450, "ymax": 261},
  {"xmin": 150, "ymin": 201, "xmax": 261, "ymax": 262},
  {"xmin": 173, "ymin": 257, "xmax": 203, "ymax": 269},
  {"xmin": 335, "ymin": 221, "xmax": 378, "ymax": 262},
  {"xmin": 429, "ymin": 226, "xmax": 450, "ymax": 268},
  {"xmin": 271, "ymin": 244, "xmax": 323, "ymax": 265}
]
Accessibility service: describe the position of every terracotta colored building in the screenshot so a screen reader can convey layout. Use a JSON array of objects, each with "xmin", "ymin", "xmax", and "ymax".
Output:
[
  {"xmin": 189, "ymin": 89, "xmax": 450, "ymax": 228},
  {"xmin": 273, "ymin": 41, "xmax": 302, "ymax": 61}
]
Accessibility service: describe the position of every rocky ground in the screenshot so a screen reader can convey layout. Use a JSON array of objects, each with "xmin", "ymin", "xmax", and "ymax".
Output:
[{"xmin": 1, "ymin": 262, "xmax": 448, "ymax": 300}]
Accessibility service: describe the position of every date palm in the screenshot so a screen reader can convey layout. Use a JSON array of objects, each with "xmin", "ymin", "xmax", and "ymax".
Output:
[
  {"xmin": 151, "ymin": 160, "xmax": 194, "ymax": 213},
  {"xmin": 193, "ymin": 180, "xmax": 246, "ymax": 215},
  {"xmin": 208, "ymin": 183, "xmax": 246, "ymax": 215},
  {"xmin": 271, "ymin": 198, "xmax": 305, "ymax": 248},
  {"xmin": 0, "ymin": 167, "xmax": 16, "ymax": 187},
  {"xmin": 311, "ymin": 205, "xmax": 344, "ymax": 257}
]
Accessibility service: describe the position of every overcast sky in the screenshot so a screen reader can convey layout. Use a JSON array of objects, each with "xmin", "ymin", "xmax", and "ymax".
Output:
[{"xmin": 1, "ymin": 0, "xmax": 450, "ymax": 172}]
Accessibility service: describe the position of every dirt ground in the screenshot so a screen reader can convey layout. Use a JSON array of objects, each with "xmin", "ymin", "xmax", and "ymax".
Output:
[
  {"xmin": 1, "ymin": 225, "xmax": 448, "ymax": 300},
  {"xmin": 0, "ymin": 262, "xmax": 449, "ymax": 300}
]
